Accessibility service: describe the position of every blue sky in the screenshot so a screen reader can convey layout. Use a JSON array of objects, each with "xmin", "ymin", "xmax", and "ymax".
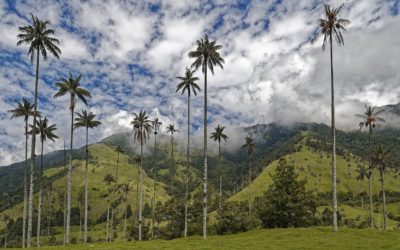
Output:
[{"xmin": 0, "ymin": 0, "xmax": 399, "ymax": 165}]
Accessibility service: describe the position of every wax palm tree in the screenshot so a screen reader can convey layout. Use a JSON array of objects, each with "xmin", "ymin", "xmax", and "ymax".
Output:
[
  {"xmin": 176, "ymin": 68, "xmax": 200, "ymax": 237},
  {"xmin": 17, "ymin": 14, "xmax": 61, "ymax": 247},
  {"xmin": 371, "ymin": 145, "xmax": 392, "ymax": 230},
  {"xmin": 356, "ymin": 105, "xmax": 385, "ymax": 228},
  {"xmin": 210, "ymin": 125, "xmax": 228, "ymax": 216},
  {"xmin": 355, "ymin": 165, "xmax": 369, "ymax": 208},
  {"xmin": 114, "ymin": 146, "xmax": 124, "ymax": 180},
  {"xmin": 188, "ymin": 34, "xmax": 224, "ymax": 239},
  {"xmin": 132, "ymin": 154, "xmax": 142, "ymax": 236},
  {"xmin": 54, "ymin": 73, "xmax": 91, "ymax": 243},
  {"xmin": 103, "ymin": 174, "xmax": 116, "ymax": 242},
  {"xmin": 166, "ymin": 124, "xmax": 179, "ymax": 195},
  {"xmin": 30, "ymin": 117, "xmax": 58, "ymax": 247},
  {"xmin": 8, "ymin": 97, "xmax": 37, "ymax": 248},
  {"xmin": 1, "ymin": 214, "xmax": 10, "ymax": 248},
  {"xmin": 150, "ymin": 118, "xmax": 162, "ymax": 239},
  {"xmin": 242, "ymin": 135, "xmax": 255, "ymax": 216},
  {"xmin": 131, "ymin": 110, "xmax": 152, "ymax": 240},
  {"xmin": 121, "ymin": 183, "xmax": 132, "ymax": 241},
  {"xmin": 74, "ymin": 110, "xmax": 101, "ymax": 243},
  {"xmin": 311, "ymin": 3, "xmax": 350, "ymax": 232},
  {"xmin": 44, "ymin": 182, "xmax": 54, "ymax": 237}
]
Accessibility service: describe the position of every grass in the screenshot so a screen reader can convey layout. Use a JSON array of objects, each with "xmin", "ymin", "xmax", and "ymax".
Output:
[{"xmin": 12, "ymin": 227, "xmax": 400, "ymax": 250}]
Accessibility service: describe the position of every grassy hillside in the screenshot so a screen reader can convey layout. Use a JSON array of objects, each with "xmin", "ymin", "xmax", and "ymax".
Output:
[
  {"xmin": 12, "ymin": 227, "xmax": 400, "ymax": 250},
  {"xmin": 0, "ymin": 143, "xmax": 171, "ymax": 240}
]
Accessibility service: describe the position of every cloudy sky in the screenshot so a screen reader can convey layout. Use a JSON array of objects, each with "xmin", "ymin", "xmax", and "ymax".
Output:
[{"xmin": 0, "ymin": 0, "xmax": 399, "ymax": 166}]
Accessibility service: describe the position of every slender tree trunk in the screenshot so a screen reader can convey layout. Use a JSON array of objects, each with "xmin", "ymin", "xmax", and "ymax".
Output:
[
  {"xmin": 79, "ymin": 205, "xmax": 82, "ymax": 243},
  {"xmin": 151, "ymin": 130, "xmax": 158, "ymax": 239},
  {"xmin": 171, "ymin": 133, "xmax": 174, "ymax": 195},
  {"xmin": 368, "ymin": 127, "xmax": 374, "ymax": 228},
  {"xmin": 106, "ymin": 200, "xmax": 110, "ymax": 242},
  {"xmin": 138, "ymin": 130, "xmax": 143, "ymax": 240},
  {"xmin": 47, "ymin": 191, "xmax": 51, "ymax": 237},
  {"xmin": 202, "ymin": 64, "xmax": 208, "ymax": 240},
  {"xmin": 110, "ymin": 208, "xmax": 114, "ymax": 242},
  {"xmin": 380, "ymin": 169, "xmax": 387, "ymax": 230},
  {"xmin": 63, "ymin": 141, "xmax": 67, "ymax": 245},
  {"xmin": 27, "ymin": 48, "xmax": 40, "ymax": 248},
  {"xmin": 329, "ymin": 33, "xmax": 338, "ymax": 232},
  {"xmin": 84, "ymin": 127, "xmax": 89, "ymax": 243},
  {"xmin": 361, "ymin": 195, "xmax": 364, "ymax": 209},
  {"xmin": 22, "ymin": 118, "xmax": 29, "ymax": 248},
  {"xmin": 4, "ymin": 223, "xmax": 7, "ymax": 248},
  {"xmin": 184, "ymin": 96, "xmax": 190, "ymax": 237},
  {"xmin": 66, "ymin": 98, "xmax": 75, "ymax": 244},
  {"xmin": 124, "ymin": 194, "xmax": 128, "ymax": 241},
  {"xmin": 218, "ymin": 141, "xmax": 222, "ymax": 216},
  {"xmin": 36, "ymin": 140, "xmax": 44, "ymax": 247},
  {"xmin": 248, "ymin": 153, "xmax": 252, "ymax": 216}
]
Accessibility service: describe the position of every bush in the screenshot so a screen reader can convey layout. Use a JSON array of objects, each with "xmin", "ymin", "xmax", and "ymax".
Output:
[
  {"xmin": 216, "ymin": 201, "xmax": 260, "ymax": 235},
  {"xmin": 256, "ymin": 159, "xmax": 318, "ymax": 228}
]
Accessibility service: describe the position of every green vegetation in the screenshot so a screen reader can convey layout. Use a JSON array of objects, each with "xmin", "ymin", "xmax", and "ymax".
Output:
[{"xmin": 10, "ymin": 227, "xmax": 400, "ymax": 250}]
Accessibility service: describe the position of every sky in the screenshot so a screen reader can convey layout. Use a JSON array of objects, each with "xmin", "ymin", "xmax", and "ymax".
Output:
[{"xmin": 0, "ymin": 0, "xmax": 399, "ymax": 166}]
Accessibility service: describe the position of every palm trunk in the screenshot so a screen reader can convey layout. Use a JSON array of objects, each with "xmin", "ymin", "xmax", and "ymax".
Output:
[
  {"xmin": 218, "ymin": 141, "xmax": 222, "ymax": 216},
  {"xmin": 248, "ymin": 153, "xmax": 252, "ymax": 216},
  {"xmin": 171, "ymin": 133, "xmax": 174, "ymax": 195},
  {"xmin": 4, "ymin": 223, "xmax": 7, "ymax": 248},
  {"xmin": 47, "ymin": 191, "xmax": 51, "ymax": 237},
  {"xmin": 66, "ymin": 97, "xmax": 75, "ymax": 244},
  {"xmin": 79, "ymin": 205, "xmax": 82, "ymax": 243},
  {"xmin": 329, "ymin": 32, "xmax": 338, "ymax": 232},
  {"xmin": 184, "ymin": 96, "xmax": 190, "ymax": 237},
  {"xmin": 380, "ymin": 169, "xmax": 387, "ymax": 230},
  {"xmin": 63, "ymin": 141, "xmax": 66, "ymax": 245},
  {"xmin": 36, "ymin": 140, "xmax": 44, "ymax": 247},
  {"xmin": 138, "ymin": 130, "xmax": 143, "ymax": 241},
  {"xmin": 202, "ymin": 64, "xmax": 208, "ymax": 240},
  {"xmin": 368, "ymin": 127, "xmax": 373, "ymax": 228},
  {"xmin": 124, "ymin": 193, "xmax": 128, "ymax": 241},
  {"xmin": 27, "ymin": 48, "xmax": 40, "ymax": 248},
  {"xmin": 151, "ymin": 130, "xmax": 158, "ymax": 239},
  {"xmin": 110, "ymin": 208, "xmax": 114, "ymax": 242},
  {"xmin": 22, "ymin": 117, "xmax": 28, "ymax": 248},
  {"xmin": 106, "ymin": 200, "xmax": 110, "ymax": 242},
  {"xmin": 84, "ymin": 127, "xmax": 89, "ymax": 243}
]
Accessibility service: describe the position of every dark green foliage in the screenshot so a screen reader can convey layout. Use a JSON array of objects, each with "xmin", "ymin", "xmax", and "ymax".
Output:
[
  {"xmin": 216, "ymin": 201, "xmax": 260, "ymax": 235},
  {"xmin": 321, "ymin": 208, "xmax": 342, "ymax": 226},
  {"xmin": 256, "ymin": 159, "xmax": 318, "ymax": 228}
]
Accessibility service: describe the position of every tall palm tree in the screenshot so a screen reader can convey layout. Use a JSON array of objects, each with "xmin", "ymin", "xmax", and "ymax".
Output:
[
  {"xmin": 166, "ymin": 124, "xmax": 179, "ymax": 195},
  {"xmin": 371, "ymin": 145, "xmax": 391, "ymax": 231},
  {"xmin": 210, "ymin": 125, "xmax": 228, "ymax": 216},
  {"xmin": 188, "ymin": 34, "xmax": 224, "ymax": 239},
  {"xmin": 74, "ymin": 110, "xmax": 101, "ymax": 243},
  {"xmin": 242, "ymin": 135, "xmax": 255, "ymax": 216},
  {"xmin": 311, "ymin": 3, "xmax": 350, "ymax": 232},
  {"xmin": 176, "ymin": 68, "xmax": 200, "ymax": 237},
  {"xmin": 132, "ymin": 154, "xmax": 142, "ymax": 238},
  {"xmin": 355, "ymin": 165, "xmax": 369, "ymax": 208},
  {"xmin": 121, "ymin": 183, "xmax": 132, "ymax": 241},
  {"xmin": 8, "ymin": 97, "xmax": 36, "ymax": 248},
  {"xmin": 17, "ymin": 14, "xmax": 61, "ymax": 247},
  {"xmin": 114, "ymin": 146, "xmax": 124, "ymax": 180},
  {"xmin": 356, "ymin": 105, "xmax": 385, "ymax": 228},
  {"xmin": 44, "ymin": 182, "xmax": 54, "ymax": 237},
  {"xmin": 103, "ymin": 174, "xmax": 116, "ymax": 242},
  {"xmin": 54, "ymin": 73, "xmax": 91, "ymax": 243},
  {"xmin": 131, "ymin": 110, "xmax": 152, "ymax": 240},
  {"xmin": 30, "ymin": 117, "xmax": 58, "ymax": 247},
  {"xmin": 150, "ymin": 118, "xmax": 162, "ymax": 239}
]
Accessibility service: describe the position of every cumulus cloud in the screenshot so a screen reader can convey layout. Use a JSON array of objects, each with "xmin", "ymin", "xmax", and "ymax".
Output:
[{"xmin": 0, "ymin": 0, "xmax": 399, "ymax": 166}]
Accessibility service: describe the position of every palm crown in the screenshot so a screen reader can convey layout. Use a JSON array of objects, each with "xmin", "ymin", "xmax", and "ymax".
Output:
[
  {"xmin": 371, "ymin": 145, "xmax": 392, "ymax": 172},
  {"xmin": 8, "ymin": 98, "xmax": 38, "ymax": 121},
  {"xmin": 131, "ymin": 110, "xmax": 153, "ymax": 144},
  {"xmin": 152, "ymin": 118, "xmax": 162, "ymax": 135},
  {"xmin": 311, "ymin": 4, "xmax": 350, "ymax": 49},
  {"xmin": 103, "ymin": 174, "xmax": 116, "ymax": 186},
  {"xmin": 242, "ymin": 135, "xmax": 255, "ymax": 156},
  {"xmin": 188, "ymin": 34, "xmax": 225, "ymax": 74},
  {"xmin": 114, "ymin": 145, "xmax": 124, "ymax": 154},
  {"xmin": 17, "ymin": 14, "xmax": 61, "ymax": 62},
  {"xmin": 176, "ymin": 68, "xmax": 201, "ymax": 97},
  {"xmin": 74, "ymin": 110, "xmax": 102, "ymax": 129},
  {"xmin": 30, "ymin": 117, "xmax": 59, "ymax": 143},
  {"xmin": 166, "ymin": 124, "xmax": 178, "ymax": 134},
  {"xmin": 356, "ymin": 105, "xmax": 386, "ymax": 131},
  {"xmin": 355, "ymin": 165, "xmax": 370, "ymax": 181},
  {"xmin": 210, "ymin": 125, "xmax": 228, "ymax": 143},
  {"xmin": 54, "ymin": 73, "xmax": 91, "ymax": 110}
]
